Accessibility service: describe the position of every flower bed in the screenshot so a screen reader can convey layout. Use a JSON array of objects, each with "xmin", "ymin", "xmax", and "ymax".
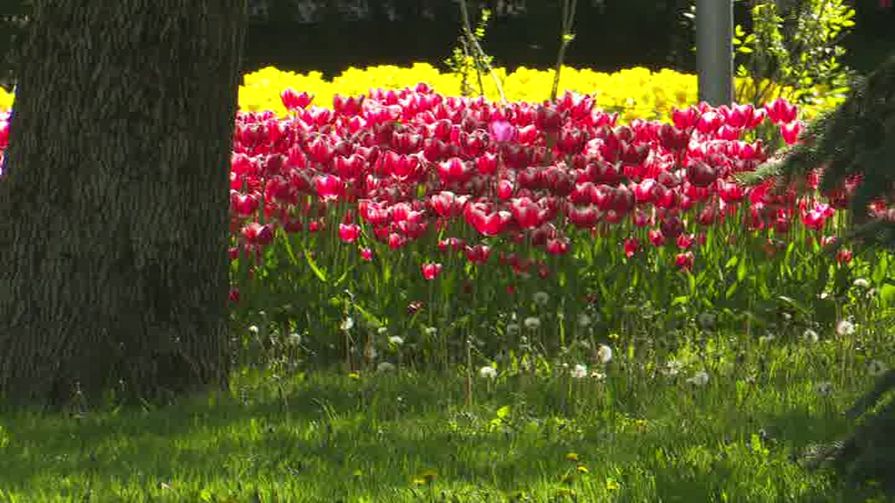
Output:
[{"xmin": 222, "ymin": 85, "xmax": 888, "ymax": 366}]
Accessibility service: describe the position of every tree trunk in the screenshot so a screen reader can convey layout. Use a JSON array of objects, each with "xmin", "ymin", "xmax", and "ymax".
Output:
[{"xmin": 0, "ymin": 0, "xmax": 246, "ymax": 407}]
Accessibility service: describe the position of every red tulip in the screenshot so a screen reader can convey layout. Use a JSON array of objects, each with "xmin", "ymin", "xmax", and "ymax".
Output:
[
  {"xmin": 545, "ymin": 237, "xmax": 570, "ymax": 255},
  {"xmin": 421, "ymin": 262, "xmax": 443, "ymax": 280},
  {"xmin": 281, "ymin": 88, "xmax": 313, "ymax": 111},
  {"xmin": 675, "ymin": 251, "xmax": 694, "ymax": 271},
  {"xmin": 314, "ymin": 174, "xmax": 343, "ymax": 201},
  {"xmin": 836, "ymin": 248, "xmax": 853, "ymax": 264},
  {"xmin": 338, "ymin": 223, "xmax": 360, "ymax": 243},
  {"xmin": 765, "ymin": 98, "xmax": 798, "ymax": 125},
  {"xmin": 360, "ymin": 247, "xmax": 374, "ymax": 261},
  {"xmin": 623, "ymin": 237, "xmax": 639, "ymax": 258},
  {"xmin": 464, "ymin": 244, "xmax": 491, "ymax": 264},
  {"xmin": 781, "ymin": 121, "xmax": 802, "ymax": 145},
  {"xmin": 241, "ymin": 222, "xmax": 275, "ymax": 246}
]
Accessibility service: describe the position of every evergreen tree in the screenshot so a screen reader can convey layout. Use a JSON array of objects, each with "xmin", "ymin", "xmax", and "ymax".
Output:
[
  {"xmin": 738, "ymin": 52, "xmax": 895, "ymax": 248},
  {"xmin": 748, "ymin": 52, "xmax": 895, "ymax": 494}
]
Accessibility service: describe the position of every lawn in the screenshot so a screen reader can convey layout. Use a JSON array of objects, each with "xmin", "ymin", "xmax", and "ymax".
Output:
[{"xmin": 0, "ymin": 327, "xmax": 890, "ymax": 502}]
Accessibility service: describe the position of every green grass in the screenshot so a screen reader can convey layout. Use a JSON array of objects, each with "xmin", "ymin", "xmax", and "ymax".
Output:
[{"xmin": 0, "ymin": 331, "xmax": 891, "ymax": 502}]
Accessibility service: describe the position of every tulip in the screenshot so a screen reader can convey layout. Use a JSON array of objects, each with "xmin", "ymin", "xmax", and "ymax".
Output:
[
  {"xmin": 421, "ymin": 262, "xmax": 443, "ymax": 280},
  {"xmin": 675, "ymin": 251, "xmax": 694, "ymax": 271},
  {"xmin": 281, "ymin": 88, "xmax": 313, "ymax": 111},
  {"xmin": 623, "ymin": 237, "xmax": 639, "ymax": 258},
  {"xmin": 338, "ymin": 223, "xmax": 360, "ymax": 243}
]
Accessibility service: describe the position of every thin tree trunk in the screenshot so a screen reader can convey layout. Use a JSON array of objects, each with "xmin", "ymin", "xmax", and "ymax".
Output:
[{"xmin": 0, "ymin": 0, "xmax": 246, "ymax": 407}]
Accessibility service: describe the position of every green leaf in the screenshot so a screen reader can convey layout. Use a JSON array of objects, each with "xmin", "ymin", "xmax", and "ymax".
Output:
[
  {"xmin": 496, "ymin": 405, "xmax": 511, "ymax": 419},
  {"xmin": 303, "ymin": 247, "xmax": 328, "ymax": 283}
]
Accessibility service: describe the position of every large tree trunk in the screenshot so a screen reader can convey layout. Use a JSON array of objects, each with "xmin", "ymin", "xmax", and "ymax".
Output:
[{"xmin": 0, "ymin": 1, "xmax": 246, "ymax": 407}]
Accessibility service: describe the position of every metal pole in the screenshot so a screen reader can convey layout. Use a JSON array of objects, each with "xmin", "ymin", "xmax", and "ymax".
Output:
[{"xmin": 696, "ymin": 0, "xmax": 733, "ymax": 105}]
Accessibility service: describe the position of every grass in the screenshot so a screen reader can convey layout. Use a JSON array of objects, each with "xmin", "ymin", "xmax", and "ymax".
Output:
[{"xmin": 0, "ymin": 329, "xmax": 892, "ymax": 502}]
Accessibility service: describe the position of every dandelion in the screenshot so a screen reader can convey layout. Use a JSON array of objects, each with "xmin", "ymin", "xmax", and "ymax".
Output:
[
  {"xmin": 577, "ymin": 313, "xmax": 592, "ymax": 328},
  {"xmin": 248, "ymin": 325, "xmax": 259, "ymax": 334},
  {"xmin": 836, "ymin": 319, "xmax": 855, "ymax": 337},
  {"xmin": 590, "ymin": 370, "xmax": 606, "ymax": 381},
  {"xmin": 424, "ymin": 326, "xmax": 438, "ymax": 336},
  {"xmin": 758, "ymin": 333, "xmax": 776, "ymax": 344},
  {"xmin": 571, "ymin": 364, "xmax": 588, "ymax": 379},
  {"xmin": 662, "ymin": 359, "xmax": 682, "ymax": 377},
  {"xmin": 868, "ymin": 360, "xmax": 888, "ymax": 377},
  {"xmin": 288, "ymin": 332, "xmax": 302, "ymax": 346},
  {"xmin": 388, "ymin": 336, "xmax": 404, "ymax": 347},
  {"xmin": 686, "ymin": 371, "xmax": 709, "ymax": 386},
  {"xmin": 533, "ymin": 291, "xmax": 550, "ymax": 306},
  {"xmin": 376, "ymin": 361, "xmax": 395, "ymax": 373},
  {"xmin": 506, "ymin": 323, "xmax": 520, "ymax": 336},
  {"xmin": 815, "ymin": 381, "xmax": 833, "ymax": 396},
  {"xmin": 803, "ymin": 329, "xmax": 819, "ymax": 343},
  {"xmin": 596, "ymin": 344, "xmax": 613, "ymax": 364},
  {"xmin": 377, "ymin": 326, "xmax": 388, "ymax": 335},
  {"xmin": 853, "ymin": 278, "xmax": 870, "ymax": 289},
  {"xmin": 524, "ymin": 317, "xmax": 541, "ymax": 330},
  {"xmin": 340, "ymin": 317, "xmax": 355, "ymax": 331},
  {"xmin": 479, "ymin": 366, "xmax": 497, "ymax": 379}
]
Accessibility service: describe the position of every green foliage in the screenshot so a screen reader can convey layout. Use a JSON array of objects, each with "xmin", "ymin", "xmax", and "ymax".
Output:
[
  {"xmin": 444, "ymin": 3, "xmax": 494, "ymax": 98},
  {"xmin": 733, "ymin": 0, "xmax": 854, "ymax": 108}
]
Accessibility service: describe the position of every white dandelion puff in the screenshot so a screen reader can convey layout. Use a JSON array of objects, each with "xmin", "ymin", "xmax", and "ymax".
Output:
[
  {"xmin": 388, "ymin": 336, "xmax": 404, "ymax": 347},
  {"xmin": 340, "ymin": 317, "xmax": 355, "ymax": 331},
  {"xmin": 571, "ymin": 364, "xmax": 588, "ymax": 379},
  {"xmin": 248, "ymin": 325, "xmax": 259, "ymax": 334},
  {"xmin": 836, "ymin": 320, "xmax": 855, "ymax": 337},
  {"xmin": 686, "ymin": 371, "xmax": 709, "ymax": 386},
  {"xmin": 577, "ymin": 313, "xmax": 592, "ymax": 328},
  {"xmin": 803, "ymin": 329, "xmax": 819, "ymax": 343},
  {"xmin": 479, "ymin": 366, "xmax": 497, "ymax": 379},
  {"xmin": 533, "ymin": 291, "xmax": 550, "ymax": 306},
  {"xmin": 853, "ymin": 278, "xmax": 870, "ymax": 289},
  {"xmin": 376, "ymin": 361, "xmax": 395, "ymax": 373},
  {"xmin": 596, "ymin": 344, "xmax": 613, "ymax": 364},
  {"xmin": 524, "ymin": 317, "xmax": 541, "ymax": 330}
]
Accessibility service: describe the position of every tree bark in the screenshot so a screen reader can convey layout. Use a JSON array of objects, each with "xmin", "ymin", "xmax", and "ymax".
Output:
[{"xmin": 0, "ymin": 0, "xmax": 246, "ymax": 407}]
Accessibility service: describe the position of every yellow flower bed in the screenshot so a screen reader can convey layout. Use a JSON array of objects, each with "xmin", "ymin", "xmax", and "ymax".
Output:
[
  {"xmin": 238, "ymin": 63, "xmax": 838, "ymax": 123},
  {"xmin": 0, "ymin": 63, "xmax": 841, "ymax": 123},
  {"xmin": 0, "ymin": 87, "xmax": 13, "ymax": 111}
]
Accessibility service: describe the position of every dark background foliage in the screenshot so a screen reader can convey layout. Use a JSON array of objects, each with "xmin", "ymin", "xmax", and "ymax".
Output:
[{"xmin": 0, "ymin": 0, "xmax": 892, "ymax": 87}]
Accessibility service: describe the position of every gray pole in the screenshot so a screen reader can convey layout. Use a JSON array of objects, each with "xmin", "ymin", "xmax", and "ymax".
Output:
[{"xmin": 696, "ymin": 0, "xmax": 733, "ymax": 105}]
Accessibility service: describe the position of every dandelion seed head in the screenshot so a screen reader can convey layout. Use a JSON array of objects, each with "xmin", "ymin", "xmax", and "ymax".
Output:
[
  {"xmin": 376, "ymin": 361, "xmax": 395, "ymax": 373},
  {"xmin": 571, "ymin": 364, "xmax": 588, "ymax": 379},
  {"xmin": 479, "ymin": 366, "xmax": 497, "ymax": 379},
  {"xmin": 803, "ymin": 329, "xmax": 819, "ymax": 343},
  {"xmin": 836, "ymin": 320, "xmax": 855, "ymax": 337},
  {"xmin": 533, "ymin": 291, "xmax": 550, "ymax": 306},
  {"xmin": 686, "ymin": 371, "xmax": 709, "ymax": 386},
  {"xmin": 524, "ymin": 317, "xmax": 541, "ymax": 330},
  {"xmin": 596, "ymin": 344, "xmax": 613, "ymax": 364}
]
